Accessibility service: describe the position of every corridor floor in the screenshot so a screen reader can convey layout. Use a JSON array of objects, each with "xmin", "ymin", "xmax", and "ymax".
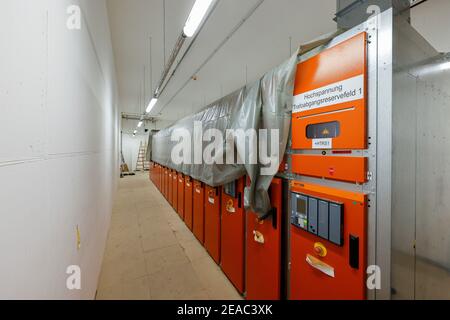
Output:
[{"xmin": 96, "ymin": 172, "xmax": 242, "ymax": 300}]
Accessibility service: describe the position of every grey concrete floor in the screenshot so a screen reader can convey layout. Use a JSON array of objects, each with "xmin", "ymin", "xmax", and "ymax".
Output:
[{"xmin": 96, "ymin": 172, "xmax": 242, "ymax": 300}]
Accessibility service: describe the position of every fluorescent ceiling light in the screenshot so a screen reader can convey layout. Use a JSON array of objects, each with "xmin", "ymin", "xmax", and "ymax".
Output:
[
  {"xmin": 183, "ymin": 0, "xmax": 214, "ymax": 37},
  {"xmin": 146, "ymin": 98, "xmax": 158, "ymax": 114},
  {"xmin": 440, "ymin": 61, "xmax": 450, "ymax": 71},
  {"xmin": 133, "ymin": 130, "xmax": 137, "ymax": 135},
  {"xmin": 137, "ymin": 121, "xmax": 143, "ymax": 128}
]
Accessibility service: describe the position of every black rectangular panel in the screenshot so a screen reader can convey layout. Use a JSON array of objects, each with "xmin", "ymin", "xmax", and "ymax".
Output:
[
  {"xmin": 318, "ymin": 200, "xmax": 329, "ymax": 239},
  {"xmin": 308, "ymin": 198, "xmax": 318, "ymax": 235},
  {"xmin": 224, "ymin": 181, "xmax": 236, "ymax": 197},
  {"xmin": 306, "ymin": 121, "xmax": 340, "ymax": 139},
  {"xmin": 329, "ymin": 202, "xmax": 344, "ymax": 246},
  {"xmin": 349, "ymin": 235, "xmax": 360, "ymax": 269}
]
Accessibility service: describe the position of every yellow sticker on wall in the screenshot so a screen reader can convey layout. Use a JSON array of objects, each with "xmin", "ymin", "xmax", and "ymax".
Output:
[{"xmin": 76, "ymin": 225, "xmax": 81, "ymax": 250}]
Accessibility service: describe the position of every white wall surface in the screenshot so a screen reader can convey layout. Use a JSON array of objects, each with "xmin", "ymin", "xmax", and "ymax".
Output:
[
  {"xmin": 412, "ymin": 0, "xmax": 450, "ymax": 52},
  {"xmin": 0, "ymin": 0, "xmax": 119, "ymax": 299},
  {"xmin": 121, "ymin": 133, "xmax": 148, "ymax": 172}
]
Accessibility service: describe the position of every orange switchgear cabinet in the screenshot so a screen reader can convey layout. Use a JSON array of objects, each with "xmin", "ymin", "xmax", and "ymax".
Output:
[
  {"xmin": 163, "ymin": 168, "xmax": 168, "ymax": 199},
  {"xmin": 166, "ymin": 169, "xmax": 170, "ymax": 200},
  {"xmin": 159, "ymin": 166, "xmax": 163, "ymax": 190},
  {"xmin": 221, "ymin": 177, "xmax": 246, "ymax": 294},
  {"xmin": 193, "ymin": 180, "xmax": 205, "ymax": 244},
  {"xmin": 168, "ymin": 170, "xmax": 173, "ymax": 204},
  {"xmin": 177, "ymin": 173, "xmax": 185, "ymax": 220},
  {"xmin": 246, "ymin": 178, "xmax": 283, "ymax": 300},
  {"xmin": 155, "ymin": 164, "xmax": 161, "ymax": 190},
  {"xmin": 184, "ymin": 176, "xmax": 194, "ymax": 230},
  {"xmin": 204, "ymin": 185, "xmax": 221, "ymax": 264},
  {"xmin": 292, "ymin": 32, "xmax": 367, "ymax": 150},
  {"xmin": 163, "ymin": 169, "xmax": 166, "ymax": 197},
  {"xmin": 158, "ymin": 165, "xmax": 162, "ymax": 191},
  {"xmin": 172, "ymin": 171, "xmax": 178, "ymax": 211},
  {"xmin": 289, "ymin": 181, "xmax": 367, "ymax": 300}
]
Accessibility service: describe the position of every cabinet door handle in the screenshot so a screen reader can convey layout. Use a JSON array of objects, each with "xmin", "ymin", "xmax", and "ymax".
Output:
[{"xmin": 349, "ymin": 235, "xmax": 359, "ymax": 269}]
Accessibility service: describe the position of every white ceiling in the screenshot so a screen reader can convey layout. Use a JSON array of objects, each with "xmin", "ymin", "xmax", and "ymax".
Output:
[{"xmin": 106, "ymin": 0, "xmax": 338, "ymax": 132}]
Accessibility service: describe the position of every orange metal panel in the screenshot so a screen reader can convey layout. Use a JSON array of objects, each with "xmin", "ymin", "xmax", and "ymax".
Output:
[
  {"xmin": 164, "ymin": 168, "xmax": 168, "ymax": 199},
  {"xmin": 204, "ymin": 185, "xmax": 221, "ymax": 264},
  {"xmin": 172, "ymin": 171, "xmax": 178, "ymax": 211},
  {"xmin": 162, "ymin": 168, "xmax": 166, "ymax": 197},
  {"xmin": 221, "ymin": 177, "xmax": 246, "ymax": 294},
  {"xmin": 184, "ymin": 176, "xmax": 194, "ymax": 231},
  {"xmin": 157, "ymin": 165, "xmax": 162, "ymax": 191},
  {"xmin": 193, "ymin": 180, "xmax": 205, "ymax": 243},
  {"xmin": 177, "ymin": 173, "xmax": 185, "ymax": 219},
  {"xmin": 289, "ymin": 181, "xmax": 367, "ymax": 300},
  {"xmin": 292, "ymin": 32, "xmax": 367, "ymax": 150},
  {"xmin": 166, "ymin": 169, "xmax": 170, "ymax": 200},
  {"xmin": 292, "ymin": 154, "xmax": 367, "ymax": 183},
  {"xmin": 168, "ymin": 170, "xmax": 173, "ymax": 205},
  {"xmin": 160, "ymin": 166, "xmax": 163, "ymax": 191},
  {"xmin": 246, "ymin": 178, "xmax": 283, "ymax": 300},
  {"xmin": 152, "ymin": 164, "xmax": 156, "ymax": 185}
]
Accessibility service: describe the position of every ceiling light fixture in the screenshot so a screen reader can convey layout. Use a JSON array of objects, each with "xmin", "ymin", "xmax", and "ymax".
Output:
[
  {"xmin": 146, "ymin": 98, "xmax": 158, "ymax": 114},
  {"xmin": 137, "ymin": 121, "xmax": 143, "ymax": 128},
  {"xmin": 183, "ymin": 0, "xmax": 214, "ymax": 38},
  {"xmin": 439, "ymin": 61, "xmax": 450, "ymax": 71}
]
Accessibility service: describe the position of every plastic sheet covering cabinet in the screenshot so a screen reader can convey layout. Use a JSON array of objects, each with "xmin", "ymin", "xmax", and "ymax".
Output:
[{"xmin": 151, "ymin": 50, "xmax": 299, "ymax": 217}]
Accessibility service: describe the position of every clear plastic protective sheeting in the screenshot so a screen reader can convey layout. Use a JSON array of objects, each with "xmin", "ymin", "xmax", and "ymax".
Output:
[{"xmin": 151, "ymin": 51, "xmax": 298, "ymax": 216}]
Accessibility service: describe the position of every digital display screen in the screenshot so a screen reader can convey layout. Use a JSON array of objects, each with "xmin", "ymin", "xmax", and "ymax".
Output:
[
  {"xmin": 306, "ymin": 121, "xmax": 340, "ymax": 139},
  {"xmin": 297, "ymin": 198, "xmax": 307, "ymax": 214},
  {"xmin": 224, "ymin": 182, "xmax": 236, "ymax": 198}
]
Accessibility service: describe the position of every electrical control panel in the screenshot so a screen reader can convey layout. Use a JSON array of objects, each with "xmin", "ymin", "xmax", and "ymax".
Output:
[
  {"xmin": 223, "ymin": 181, "xmax": 237, "ymax": 198},
  {"xmin": 291, "ymin": 192, "xmax": 344, "ymax": 246},
  {"xmin": 289, "ymin": 181, "xmax": 367, "ymax": 300},
  {"xmin": 289, "ymin": 31, "xmax": 370, "ymax": 300}
]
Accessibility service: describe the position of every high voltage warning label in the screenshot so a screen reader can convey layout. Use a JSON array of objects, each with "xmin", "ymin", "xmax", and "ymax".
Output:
[{"xmin": 292, "ymin": 75, "xmax": 364, "ymax": 114}]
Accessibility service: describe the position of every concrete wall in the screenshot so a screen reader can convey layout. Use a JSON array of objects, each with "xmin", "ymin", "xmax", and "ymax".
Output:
[
  {"xmin": 0, "ymin": 0, "xmax": 119, "ymax": 299},
  {"xmin": 411, "ymin": 0, "xmax": 450, "ymax": 52}
]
